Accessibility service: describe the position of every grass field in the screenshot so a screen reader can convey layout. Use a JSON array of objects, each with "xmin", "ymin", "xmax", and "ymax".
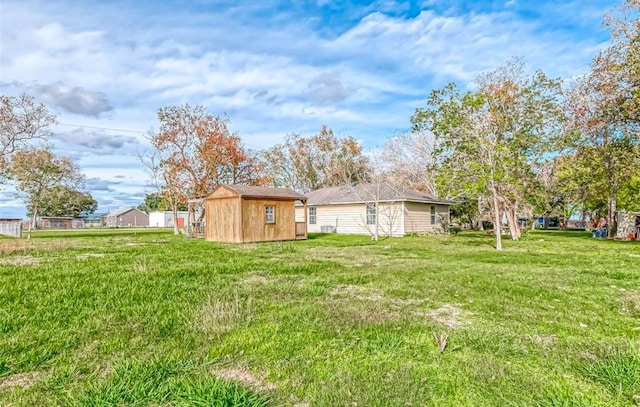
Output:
[{"xmin": 0, "ymin": 229, "xmax": 639, "ymax": 406}]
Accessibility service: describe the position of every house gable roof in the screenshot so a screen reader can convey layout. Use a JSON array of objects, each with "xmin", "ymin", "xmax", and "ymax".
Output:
[
  {"xmin": 208, "ymin": 185, "xmax": 307, "ymax": 201},
  {"xmin": 305, "ymin": 184, "xmax": 453, "ymax": 206},
  {"xmin": 105, "ymin": 207, "xmax": 144, "ymax": 217}
]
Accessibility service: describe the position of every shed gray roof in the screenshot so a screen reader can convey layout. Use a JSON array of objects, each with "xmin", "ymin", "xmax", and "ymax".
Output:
[
  {"xmin": 305, "ymin": 184, "xmax": 453, "ymax": 206},
  {"xmin": 220, "ymin": 185, "xmax": 307, "ymax": 200}
]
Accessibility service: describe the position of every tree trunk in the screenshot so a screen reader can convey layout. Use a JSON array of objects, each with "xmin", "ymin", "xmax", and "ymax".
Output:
[
  {"xmin": 172, "ymin": 204, "xmax": 179, "ymax": 235},
  {"xmin": 608, "ymin": 196, "xmax": 616, "ymax": 238},
  {"xmin": 491, "ymin": 185, "xmax": 503, "ymax": 251},
  {"xmin": 504, "ymin": 201, "xmax": 520, "ymax": 240},
  {"xmin": 28, "ymin": 207, "xmax": 38, "ymax": 240}
]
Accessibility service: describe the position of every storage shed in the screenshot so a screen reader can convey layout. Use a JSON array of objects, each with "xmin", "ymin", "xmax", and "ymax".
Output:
[
  {"xmin": 0, "ymin": 218, "xmax": 22, "ymax": 238},
  {"xmin": 205, "ymin": 185, "xmax": 307, "ymax": 243}
]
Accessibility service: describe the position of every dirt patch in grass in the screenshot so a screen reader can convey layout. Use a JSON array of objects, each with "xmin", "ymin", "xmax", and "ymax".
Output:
[
  {"xmin": 422, "ymin": 304, "xmax": 471, "ymax": 328},
  {"xmin": 330, "ymin": 284, "xmax": 385, "ymax": 301},
  {"xmin": 0, "ymin": 240, "xmax": 36, "ymax": 254},
  {"xmin": 0, "ymin": 372, "xmax": 41, "ymax": 390},
  {"xmin": 75, "ymin": 253, "xmax": 107, "ymax": 260},
  {"xmin": 324, "ymin": 298, "xmax": 400, "ymax": 324},
  {"xmin": 620, "ymin": 290, "xmax": 640, "ymax": 317},
  {"xmin": 242, "ymin": 272, "xmax": 270, "ymax": 284},
  {"xmin": 194, "ymin": 294, "xmax": 252, "ymax": 336},
  {"xmin": 528, "ymin": 333, "xmax": 558, "ymax": 348},
  {"xmin": 212, "ymin": 365, "xmax": 276, "ymax": 392},
  {"xmin": 0, "ymin": 255, "xmax": 41, "ymax": 266}
]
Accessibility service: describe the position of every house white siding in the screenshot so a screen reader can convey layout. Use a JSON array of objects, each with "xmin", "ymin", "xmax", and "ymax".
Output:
[
  {"xmin": 296, "ymin": 203, "xmax": 404, "ymax": 237},
  {"xmin": 404, "ymin": 202, "xmax": 450, "ymax": 234}
]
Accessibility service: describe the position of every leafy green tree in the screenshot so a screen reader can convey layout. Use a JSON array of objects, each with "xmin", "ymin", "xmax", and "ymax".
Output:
[
  {"xmin": 412, "ymin": 59, "xmax": 565, "ymax": 250},
  {"xmin": 8, "ymin": 148, "xmax": 83, "ymax": 238},
  {"xmin": 38, "ymin": 186, "xmax": 97, "ymax": 217},
  {"xmin": 137, "ymin": 192, "xmax": 187, "ymax": 212}
]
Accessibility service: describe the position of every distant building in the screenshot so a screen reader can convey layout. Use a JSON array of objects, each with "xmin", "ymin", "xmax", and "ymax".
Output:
[
  {"xmin": 148, "ymin": 211, "xmax": 189, "ymax": 228},
  {"xmin": 103, "ymin": 208, "xmax": 149, "ymax": 227},
  {"xmin": 0, "ymin": 218, "xmax": 22, "ymax": 238},
  {"xmin": 39, "ymin": 216, "xmax": 86, "ymax": 229}
]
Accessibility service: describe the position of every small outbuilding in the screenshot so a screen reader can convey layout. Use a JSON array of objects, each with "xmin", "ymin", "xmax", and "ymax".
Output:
[
  {"xmin": 0, "ymin": 218, "xmax": 22, "ymax": 238},
  {"xmin": 149, "ymin": 211, "xmax": 189, "ymax": 228},
  {"xmin": 205, "ymin": 185, "xmax": 307, "ymax": 243}
]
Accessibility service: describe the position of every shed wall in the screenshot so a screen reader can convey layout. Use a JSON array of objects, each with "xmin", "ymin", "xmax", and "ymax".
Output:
[
  {"xmin": 206, "ymin": 197, "xmax": 242, "ymax": 242},
  {"xmin": 241, "ymin": 199, "xmax": 296, "ymax": 242}
]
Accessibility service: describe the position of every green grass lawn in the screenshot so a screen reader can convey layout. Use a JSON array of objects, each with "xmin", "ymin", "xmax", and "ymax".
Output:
[{"xmin": 0, "ymin": 229, "xmax": 639, "ymax": 406}]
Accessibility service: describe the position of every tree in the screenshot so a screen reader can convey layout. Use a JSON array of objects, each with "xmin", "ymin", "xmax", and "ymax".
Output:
[
  {"xmin": 8, "ymin": 149, "xmax": 83, "ymax": 238},
  {"xmin": 378, "ymin": 131, "xmax": 438, "ymax": 196},
  {"xmin": 137, "ymin": 192, "xmax": 187, "ymax": 212},
  {"xmin": 263, "ymin": 125, "xmax": 370, "ymax": 192},
  {"xmin": 604, "ymin": 0, "xmax": 640, "ymax": 123},
  {"xmin": 561, "ymin": 2, "xmax": 640, "ymax": 236},
  {"xmin": 150, "ymin": 104, "xmax": 265, "ymax": 234},
  {"xmin": 38, "ymin": 186, "xmax": 97, "ymax": 217},
  {"xmin": 412, "ymin": 59, "xmax": 565, "ymax": 250},
  {"xmin": 0, "ymin": 94, "xmax": 56, "ymax": 175}
]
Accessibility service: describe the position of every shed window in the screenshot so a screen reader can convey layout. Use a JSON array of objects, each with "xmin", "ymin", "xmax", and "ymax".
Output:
[
  {"xmin": 265, "ymin": 205, "xmax": 275, "ymax": 224},
  {"xmin": 309, "ymin": 207, "xmax": 317, "ymax": 225},
  {"xmin": 366, "ymin": 204, "xmax": 376, "ymax": 225},
  {"xmin": 430, "ymin": 206, "xmax": 436, "ymax": 225}
]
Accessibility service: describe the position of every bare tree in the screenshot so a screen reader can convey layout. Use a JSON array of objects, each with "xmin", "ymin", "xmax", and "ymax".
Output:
[
  {"xmin": 379, "ymin": 131, "xmax": 438, "ymax": 196},
  {"xmin": 0, "ymin": 94, "xmax": 56, "ymax": 177}
]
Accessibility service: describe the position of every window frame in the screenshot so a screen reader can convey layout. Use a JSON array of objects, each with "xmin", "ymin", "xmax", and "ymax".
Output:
[
  {"xmin": 366, "ymin": 203, "xmax": 376, "ymax": 225},
  {"xmin": 308, "ymin": 206, "xmax": 317, "ymax": 225},
  {"xmin": 430, "ymin": 205, "xmax": 436, "ymax": 225},
  {"xmin": 265, "ymin": 205, "xmax": 275, "ymax": 224}
]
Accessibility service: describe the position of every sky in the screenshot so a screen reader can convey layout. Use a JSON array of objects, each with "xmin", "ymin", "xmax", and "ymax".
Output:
[{"xmin": 0, "ymin": 0, "xmax": 616, "ymax": 218}]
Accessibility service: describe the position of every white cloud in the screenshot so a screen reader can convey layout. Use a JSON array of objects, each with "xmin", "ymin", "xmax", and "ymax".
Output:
[{"xmin": 0, "ymin": 0, "xmax": 613, "ymax": 217}]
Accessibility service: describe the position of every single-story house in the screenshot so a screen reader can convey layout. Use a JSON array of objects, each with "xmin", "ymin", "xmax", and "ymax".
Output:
[
  {"xmin": 103, "ymin": 207, "xmax": 149, "ymax": 227},
  {"xmin": 149, "ymin": 211, "xmax": 189, "ymax": 228},
  {"xmin": 205, "ymin": 185, "xmax": 307, "ymax": 243},
  {"xmin": 295, "ymin": 184, "xmax": 453, "ymax": 237}
]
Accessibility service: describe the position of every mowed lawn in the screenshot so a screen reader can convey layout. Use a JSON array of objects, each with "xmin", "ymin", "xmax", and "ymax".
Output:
[{"xmin": 0, "ymin": 229, "xmax": 639, "ymax": 406}]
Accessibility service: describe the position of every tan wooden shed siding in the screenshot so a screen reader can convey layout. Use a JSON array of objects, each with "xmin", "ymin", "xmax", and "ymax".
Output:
[
  {"xmin": 304, "ymin": 202, "xmax": 403, "ymax": 236},
  {"xmin": 403, "ymin": 202, "xmax": 449, "ymax": 233},
  {"xmin": 211, "ymin": 185, "xmax": 239, "ymax": 198},
  {"xmin": 241, "ymin": 199, "xmax": 296, "ymax": 242},
  {"xmin": 206, "ymin": 196, "xmax": 242, "ymax": 242}
]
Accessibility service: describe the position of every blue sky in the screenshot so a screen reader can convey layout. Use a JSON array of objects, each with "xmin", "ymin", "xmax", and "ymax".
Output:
[{"xmin": 0, "ymin": 0, "xmax": 615, "ymax": 217}]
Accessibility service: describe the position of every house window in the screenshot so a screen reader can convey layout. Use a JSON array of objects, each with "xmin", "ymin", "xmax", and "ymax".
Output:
[
  {"xmin": 309, "ymin": 207, "xmax": 317, "ymax": 225},
  {"xmin": 265, "ymin": 205, "xmax": 275, "ymax": 224},
  {"xmin": 366, "ymin": 204, "xmax": 376, "ymax": 225},
  {"xmin": 430, "ymin": 206, "xmax": 436, "ymax": 225}
]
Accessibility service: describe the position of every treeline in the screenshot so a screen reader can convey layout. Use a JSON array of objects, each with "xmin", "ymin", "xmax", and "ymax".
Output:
[{"xmin": 2, "ymin": 1, "xmax": 639, "ymax": 247}]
